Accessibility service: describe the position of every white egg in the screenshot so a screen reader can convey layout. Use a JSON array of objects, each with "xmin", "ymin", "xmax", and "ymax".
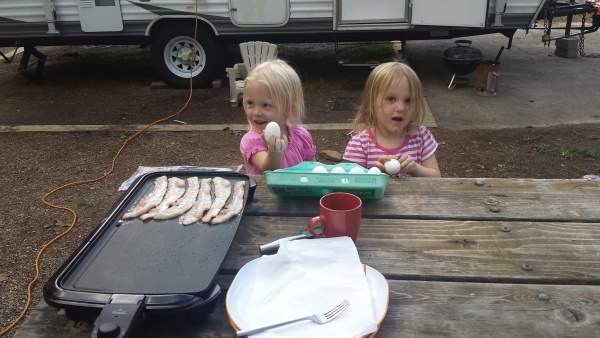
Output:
[
  {"xmin": 312, "ymin": 165, "xmax": 328, "ymax": 173},
  {"xmin": 349, "ymin": 167, "xmax": 365, "ymax": 174},
  {"xmin": 384, "ymin": 159, "xmax": 401, "ymax": 175},
  {"xmin": 330, "ymin": 166, "xmax": 346, "ymax": 174},
  {"xmin": 264, "ymin": 122, "xmax": 281, "ymax": 141},
  {"xmin": 367, "ymin": 167, "xmax": 382, "ymax": 174}
]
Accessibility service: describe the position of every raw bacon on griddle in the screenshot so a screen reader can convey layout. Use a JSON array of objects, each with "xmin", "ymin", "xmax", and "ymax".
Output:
[
  {"xmin": 181, "ymin": 178, "xmax": 213, "ymax": 225},
  {"xmin": 211, "ymin": 181, "xmax": 246, "ymax": 224},
  {"xmin": 154, "ymin": 177, "xmax": 200, "ymax": 220},
  {"xmin": 140, "ymin": 177, "xmax": 186, "ymax": 221},
  {"xmin": 122, "ymin": 175, "xmax": 168, "ymax": 219},
  {"xmin": 201, "ymin": 177, "xmax": 232, "ymax": 223}
]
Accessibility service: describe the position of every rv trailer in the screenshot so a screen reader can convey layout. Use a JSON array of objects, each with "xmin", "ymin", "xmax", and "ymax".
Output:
[{"xmin": 1, "ymin": 0, "xmax": 599, "ymax": 88}]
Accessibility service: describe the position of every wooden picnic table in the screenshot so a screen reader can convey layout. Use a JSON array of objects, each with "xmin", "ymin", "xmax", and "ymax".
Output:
[{"xmin": 14, "ymin": 177, "xmax": 600, "ymax": 337}]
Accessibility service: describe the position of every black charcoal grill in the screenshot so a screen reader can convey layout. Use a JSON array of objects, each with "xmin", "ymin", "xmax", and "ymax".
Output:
[
  {"xmin": 442, "ymin": 40, "xmax": 483, "ymax": 91},
  {"xmin": 43, "ymin": 171, "xmax": 256, "ymax": 338}
]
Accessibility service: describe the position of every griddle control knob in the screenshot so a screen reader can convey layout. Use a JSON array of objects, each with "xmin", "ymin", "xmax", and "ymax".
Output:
[{"xmin": 98, "ymin": 322, "xmax": 121, "ymax": 338}]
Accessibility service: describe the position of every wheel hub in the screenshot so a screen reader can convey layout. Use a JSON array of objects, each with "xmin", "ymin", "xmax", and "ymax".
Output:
[{"xmin": 177, "ymin": 47, "xmax": 194, "ymax": 66}]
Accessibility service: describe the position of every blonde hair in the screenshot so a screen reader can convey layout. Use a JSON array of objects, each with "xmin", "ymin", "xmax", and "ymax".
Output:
[
  {"xmin": 352, "ymin": 62, "xmax": 426, "ymax": 135},
  {"xmin": 244, "ymin": 59, "xmax": 305, "ymax": 125}
]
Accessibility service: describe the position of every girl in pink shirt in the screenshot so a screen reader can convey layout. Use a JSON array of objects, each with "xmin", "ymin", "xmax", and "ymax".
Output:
[
  {"xmin": 239, "ymin": 60, "xmax": 316, "ymax": 175},
  {"xmin": 343, "ymin": 62, "xmax": 441, "ymax": 177}
]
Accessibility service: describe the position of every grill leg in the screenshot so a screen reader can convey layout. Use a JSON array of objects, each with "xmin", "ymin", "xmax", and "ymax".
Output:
[{"xmin": 448, "ymin": 74, "xmax": 457, "ymax": 91}]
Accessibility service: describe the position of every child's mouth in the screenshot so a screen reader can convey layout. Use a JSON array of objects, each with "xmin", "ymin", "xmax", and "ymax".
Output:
[
  {"xmin": 254, "ymin": 120, "xmax": 267, "ymax": 125},
  {"xmin": 392, "ymin": 117, "xmax": 404, "ymax": 122}
]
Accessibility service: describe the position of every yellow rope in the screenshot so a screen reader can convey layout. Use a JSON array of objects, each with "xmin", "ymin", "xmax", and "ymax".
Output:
[{"xmin": 0, "ymin": 1, "xmax": 201, "ymax": 335}]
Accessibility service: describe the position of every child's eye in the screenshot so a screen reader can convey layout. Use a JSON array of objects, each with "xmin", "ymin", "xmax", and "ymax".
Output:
[
  {"xmin": 405, "ymin": 98, "xmax": 412, "ymax": 104},
  {"xmin": 387, "ymin": 97, "xmax": 396, "ymax": 103}
]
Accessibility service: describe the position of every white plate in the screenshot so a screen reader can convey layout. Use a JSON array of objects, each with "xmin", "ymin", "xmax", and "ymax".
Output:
[{"xmin": 226, "ymin": 258, "xmax": 389, "ymax": 337}]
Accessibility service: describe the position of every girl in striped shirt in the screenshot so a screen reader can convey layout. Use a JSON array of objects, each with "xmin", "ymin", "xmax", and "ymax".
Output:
[{"xmin": 343, "ymin": 62, "xmax": 441, "ymax": 177}]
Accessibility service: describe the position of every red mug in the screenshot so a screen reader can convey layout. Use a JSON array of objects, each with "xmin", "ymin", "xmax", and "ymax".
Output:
[{"xmin": 307, "ymin": 192, "xmax": 362, "ymax": 242}]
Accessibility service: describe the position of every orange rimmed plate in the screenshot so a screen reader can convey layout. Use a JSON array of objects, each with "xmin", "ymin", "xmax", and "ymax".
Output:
[{"xmin": 226, "ymin": 258, "xmax": 389, "ymax": 337}]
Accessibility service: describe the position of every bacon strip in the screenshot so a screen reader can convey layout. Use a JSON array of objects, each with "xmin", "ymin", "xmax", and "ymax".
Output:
[
  {"xmin": 140, "ymin": 177, "xmax": 186, "ymax": 221},
  {"xmin": 154, "ymin": 177, "xmax": 200, "ymax": 220},
  {"xmin": 201, "ymin": 177, "xmax": 232, "ymax": 223},
  {"xmin": 181, "ymin": 178, "xmax": 213, "ymax": 225},
  {"xmin": 122, "ymin": 176, "xmax": 168, "ymax": 219},
  {"xmin": 210, "ymin": 181, "xmax": 246, "ymax": 224}
]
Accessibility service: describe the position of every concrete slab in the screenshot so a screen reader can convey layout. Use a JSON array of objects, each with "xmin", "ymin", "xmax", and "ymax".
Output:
[{"xmin": 405, "ymin": 29, "xmax": 600, "ymax": 130}]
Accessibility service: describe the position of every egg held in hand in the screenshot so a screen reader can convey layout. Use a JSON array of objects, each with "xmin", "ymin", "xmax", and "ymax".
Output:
[
  {"xmin": 384, "ymin": 159, "xmax": 401, "ymax": 175},
  {"xmin": 264, "ymin": 122, "xmax": 281, "ymax": 141}
]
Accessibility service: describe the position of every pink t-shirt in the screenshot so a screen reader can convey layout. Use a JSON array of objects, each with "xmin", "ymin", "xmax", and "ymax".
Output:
[
  {"xmin": 240, "ymin": 124, "xmax": 317, "ymax": 175},
  {"xmin": 343, "ymin": 126, "xmax": 438, "ymax": 177}
]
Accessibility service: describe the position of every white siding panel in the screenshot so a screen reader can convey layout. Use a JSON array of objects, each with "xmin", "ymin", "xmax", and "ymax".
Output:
[
  {"xmin": 0, "ymin": 1, "xmax": 44, "ymax": 23},
  {"xmin": 290, "ymin": 0, "xmax": 332, "ymax": 18}
]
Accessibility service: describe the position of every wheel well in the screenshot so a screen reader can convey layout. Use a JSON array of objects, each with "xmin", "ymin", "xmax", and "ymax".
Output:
[{"xmin": 148, "ymin": 18, "xmax": 217, "ymax": 41}]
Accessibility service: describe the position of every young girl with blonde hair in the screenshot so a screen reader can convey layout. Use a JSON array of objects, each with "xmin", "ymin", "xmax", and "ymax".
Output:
[
  {"xmin": 343, "ymin": 62, "xmax": 441, "ymax": 177},
  {"xmin": 239, "ymin": 60, "xmax": 316, "ymax": 174}
]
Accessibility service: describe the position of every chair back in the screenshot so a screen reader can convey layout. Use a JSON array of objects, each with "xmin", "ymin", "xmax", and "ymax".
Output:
[{"xmin": 240, "ymin": 41, "xmax": 278, "ymax": 72}]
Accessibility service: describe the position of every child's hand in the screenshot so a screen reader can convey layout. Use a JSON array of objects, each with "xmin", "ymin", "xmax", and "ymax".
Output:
[
  {"xmin": 265, "ymin": 134, "xmax": 288, "ymax": 154},
  {"xmin": 373, "ymin": 155, "xmax": 398, "ymax": 172},
  {"xmin": 399, "ymin": 154, "xmax": 417, "ymax": 174}
]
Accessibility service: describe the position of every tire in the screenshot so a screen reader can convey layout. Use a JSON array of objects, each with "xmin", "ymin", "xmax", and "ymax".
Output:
[{"xmin": 151, "ymin": 25, "xmax": 221, "ymax": 88}]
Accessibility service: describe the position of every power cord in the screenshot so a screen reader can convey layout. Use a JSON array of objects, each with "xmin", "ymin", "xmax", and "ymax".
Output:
[{"xmin": 0, "ymin": 1, "xmax": 201, "ymax": 335}]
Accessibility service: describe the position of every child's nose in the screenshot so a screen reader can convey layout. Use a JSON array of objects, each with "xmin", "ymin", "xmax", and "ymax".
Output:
[{"xmin": 395, "ymin": 101, "xmax": 406, "ymax": 111}]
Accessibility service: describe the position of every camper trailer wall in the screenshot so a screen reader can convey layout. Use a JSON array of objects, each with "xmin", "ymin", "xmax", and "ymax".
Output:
[{"xmin": 0, "ymin": 0, "xmax": 549, "ymax": 88}]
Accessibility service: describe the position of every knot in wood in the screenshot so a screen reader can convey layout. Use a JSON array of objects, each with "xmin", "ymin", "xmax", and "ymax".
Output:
[
  {"xmin": 500, "ymin": 226, "xmax": 510, "ymax": 232},
  {"xmin": 521, "ymin": 264, "xmax": 534, "ymax": 271},
  {"xmin": 484, "ymin": 198, "xmax": 499, "ymax": 205},
  {"xmin": 561, "ymin": 308, "xmax": 586, "ymax": 322},
  {"xmin": 537, "ymin": 293, "xmax": 550, "ymax": 300}
]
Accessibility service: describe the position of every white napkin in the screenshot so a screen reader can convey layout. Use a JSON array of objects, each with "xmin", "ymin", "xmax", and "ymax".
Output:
[{"xmin": 247, "ymin": 236, "xmax": 377, "ymax": 338}]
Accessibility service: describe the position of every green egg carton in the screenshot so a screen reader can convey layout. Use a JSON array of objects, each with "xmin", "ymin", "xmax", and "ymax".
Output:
[{"xmin": 264, "ymin": 161, "xmax": 389, "ymax": 199}]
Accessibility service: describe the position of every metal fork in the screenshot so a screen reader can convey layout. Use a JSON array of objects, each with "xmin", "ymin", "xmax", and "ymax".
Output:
[{"xmin": 235, "ymin": 299, "xmax": 350, "ymax": 337}]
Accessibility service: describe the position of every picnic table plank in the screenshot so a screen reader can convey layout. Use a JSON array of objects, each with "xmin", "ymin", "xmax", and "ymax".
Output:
[
  {"xmin": 223, "ymin": 216, "xmax": 600, "ymax": 283},
  {"xmin": 17, "ymin": 279, "xmax": 599, "ymax": 338},
  {"xmin": 245, "ymin": 177, "xmax": 600, "ymax": 222}
]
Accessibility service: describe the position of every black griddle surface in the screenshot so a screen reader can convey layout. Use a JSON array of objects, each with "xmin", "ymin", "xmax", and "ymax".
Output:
[{"xmin": 59, "ymin": 172, "xmax": 249, "ymax": 295}]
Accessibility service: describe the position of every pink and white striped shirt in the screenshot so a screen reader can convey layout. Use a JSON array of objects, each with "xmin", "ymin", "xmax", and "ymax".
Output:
[{"xmin": 343, "ymin": 126, "xmax": 438, "ymax": 177}]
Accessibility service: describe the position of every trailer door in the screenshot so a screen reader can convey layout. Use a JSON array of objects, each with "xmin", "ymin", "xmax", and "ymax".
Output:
[
  {"xmin": 412, "ymin": 0, "xmax": 488, "ymax": 28},
  {"xmin": 78, "ymin": 0, "xmax": 123, "ymax": 32},
  {"xmin": 230, "ymin": 0, "xmax": 290, "ymax": 26}
]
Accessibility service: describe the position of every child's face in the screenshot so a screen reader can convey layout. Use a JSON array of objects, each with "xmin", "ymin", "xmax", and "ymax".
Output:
[
  {"xmin": 244, "ymin": 81, "xmax": 287, "ymax": 133},
  {"xmin": 374, "ymin": 76, "xmax": 414, "ymax": 136}
]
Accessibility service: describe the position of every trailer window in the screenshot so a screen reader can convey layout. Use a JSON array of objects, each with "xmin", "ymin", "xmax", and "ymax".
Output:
[{"xmin": 95, "ymin": 0, "xmax": 115, "ymax": 6}]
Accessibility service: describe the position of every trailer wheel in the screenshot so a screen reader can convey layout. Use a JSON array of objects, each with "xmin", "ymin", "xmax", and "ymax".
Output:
[{"xmin": 151, "ymin": 25, "xmax": 221, "ymax": 88}]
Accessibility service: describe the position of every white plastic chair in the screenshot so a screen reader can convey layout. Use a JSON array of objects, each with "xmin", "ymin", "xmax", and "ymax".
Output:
[{"xmin": 226, "ymin": 41, "xmax": 278, "ymax": 107}]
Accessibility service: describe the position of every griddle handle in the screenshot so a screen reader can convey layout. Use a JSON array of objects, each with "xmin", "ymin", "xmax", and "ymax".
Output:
[
  {"xmin": 91, "ymin": 294, "xmax": 146, "ymax": 338},
  {"xmin": 247, "ymin": 177, "xmax": 257, "ymax": 203}
]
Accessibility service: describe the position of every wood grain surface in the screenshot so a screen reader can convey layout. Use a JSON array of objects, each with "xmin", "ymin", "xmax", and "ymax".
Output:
[{"xmin": 13, "ymin": 177, "xmax": 600, "ymax": 337}]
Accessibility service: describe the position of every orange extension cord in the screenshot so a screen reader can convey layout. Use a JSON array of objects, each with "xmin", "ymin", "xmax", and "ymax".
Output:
[{"xmin": 0, "ymin": 2, "xmax": 201, "ymax": 335}]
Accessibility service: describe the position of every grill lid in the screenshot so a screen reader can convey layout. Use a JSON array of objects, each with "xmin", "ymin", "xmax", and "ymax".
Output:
[{"xmin": 442, "ymin": 39, "xmax": 483, "ymax": 62}]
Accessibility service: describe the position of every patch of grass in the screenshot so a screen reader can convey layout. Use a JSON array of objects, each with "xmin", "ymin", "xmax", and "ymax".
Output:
[
  {"xmin": 532, "ymin": 143, "xmax": 598, "ymax": 160},
  {"xmin": 68, "ymin": 195, "xmax": 93, "ymax": 207},
  {"xmin": 523, "ymin": 132, "xmax": 542, "ymax": 143},
  {"xmin": 341, "ymin": 42, "xmax": 396, "ymax": 61},
  {"xmin": 112, "ymin": 130, "xmax": 127, "ymax": 139}
]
